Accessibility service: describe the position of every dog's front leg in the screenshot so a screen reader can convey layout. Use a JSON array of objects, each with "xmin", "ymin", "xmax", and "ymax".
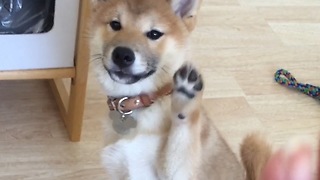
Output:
[{"xmin": 158, "ymin": 64, "xmax": 204, "ymax": 180}]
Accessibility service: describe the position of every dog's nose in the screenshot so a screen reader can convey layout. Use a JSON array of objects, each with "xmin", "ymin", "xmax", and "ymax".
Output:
[{"xmin": 112, "ymin": 47, "xmax": 135, "ymax": 68}]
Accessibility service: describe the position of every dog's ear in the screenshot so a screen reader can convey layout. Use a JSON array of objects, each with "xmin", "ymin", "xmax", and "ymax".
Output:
[{"xmin": 167, "ymin": 0, "xmax": 202, "ymax": 31}]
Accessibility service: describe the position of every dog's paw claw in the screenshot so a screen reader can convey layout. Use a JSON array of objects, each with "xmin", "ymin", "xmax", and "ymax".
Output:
[{"xmin": 173, "ymin": 64, "xmax": 203, "ymax": 99}]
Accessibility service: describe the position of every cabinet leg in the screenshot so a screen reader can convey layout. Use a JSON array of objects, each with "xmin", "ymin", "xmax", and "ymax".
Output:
[
  {"xmin": 49, "ymin": 77, "xmax": 87, "ymax": 142},
  {"xmin": 66, "ymin": 77, "xmax": 87, "ymax": 141}
]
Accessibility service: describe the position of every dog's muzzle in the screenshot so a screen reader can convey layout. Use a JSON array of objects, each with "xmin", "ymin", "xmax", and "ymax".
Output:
[{"xmin": 104, "ymin": 46, "xmax": 155, "ymax": 84}]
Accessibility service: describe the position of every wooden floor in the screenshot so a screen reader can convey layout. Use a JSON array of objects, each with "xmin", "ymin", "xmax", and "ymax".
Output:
[{"xmin": 1, "ymin": 0, "xmax": 320, "ymax": 179}]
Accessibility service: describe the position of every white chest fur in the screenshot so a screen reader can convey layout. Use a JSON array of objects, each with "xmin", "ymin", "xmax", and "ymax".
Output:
[
  {"xmin": 102, "ymin": 96, "xmax": 171, "ymax": 180},
  {"xmin": 102, "ymin": 135, "xmax": 162, "ymax": 180},
  {"xmin": 134, "ymin": 96, "xmax": 171, "ymax": 133}
]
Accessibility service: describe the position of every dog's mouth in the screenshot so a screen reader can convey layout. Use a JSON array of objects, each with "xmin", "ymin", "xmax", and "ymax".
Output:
[{"xmin": 107, "ymin": 68, "xmax": 156, "ymax": 84}]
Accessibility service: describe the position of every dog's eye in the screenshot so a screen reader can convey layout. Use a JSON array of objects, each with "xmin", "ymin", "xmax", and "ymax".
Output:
[
  {"xmin": 110, "ymin": 21, "xmax": 122, "ymax": 31},
  {"xmin": 146, "ymin": 30, "xmax": 164, "ymax": 40}
]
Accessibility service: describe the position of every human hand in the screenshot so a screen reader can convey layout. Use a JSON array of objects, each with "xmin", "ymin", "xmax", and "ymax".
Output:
[{"xmin": 261, "ymin": 143, "xmax": 315, "ymax": 180}]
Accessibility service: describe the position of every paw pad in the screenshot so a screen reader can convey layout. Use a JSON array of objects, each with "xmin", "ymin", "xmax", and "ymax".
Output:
[{"xmin": 173, "ymin": 64, "xmax": 203, "ymax": 99}]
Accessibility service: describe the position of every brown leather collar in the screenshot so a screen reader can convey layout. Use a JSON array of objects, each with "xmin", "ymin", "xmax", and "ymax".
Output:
[{"xmin": 107, "ymin": 83, "xmax": 172, "ymax": 113}]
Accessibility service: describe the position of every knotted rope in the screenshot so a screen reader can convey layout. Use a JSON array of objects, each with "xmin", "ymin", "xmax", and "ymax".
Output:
[{"xmin": 275, "ymin": 69, "xmax": 320, "ymax": 100}]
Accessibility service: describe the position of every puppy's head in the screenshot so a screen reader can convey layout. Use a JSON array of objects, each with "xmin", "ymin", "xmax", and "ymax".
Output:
[{"xmin": 90, "ymin": 0, "xmax": 201, "ymax": 96}]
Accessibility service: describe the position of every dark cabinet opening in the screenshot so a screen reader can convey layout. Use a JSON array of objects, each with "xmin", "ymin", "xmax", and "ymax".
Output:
[{"xmin": 0, "ymin": 0, "xmax": 55, "ymax": 34}]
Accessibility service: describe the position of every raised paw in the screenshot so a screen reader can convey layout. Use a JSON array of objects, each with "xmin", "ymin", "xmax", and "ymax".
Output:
[{"xmin": 173, "ymin": 64, "xmax": 203, "ymax": 99}]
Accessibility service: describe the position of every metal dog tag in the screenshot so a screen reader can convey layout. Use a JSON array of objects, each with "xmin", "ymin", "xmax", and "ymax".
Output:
[{"xmin": 109, "ymin": 111, "xmax": 137, "ymax": 135}]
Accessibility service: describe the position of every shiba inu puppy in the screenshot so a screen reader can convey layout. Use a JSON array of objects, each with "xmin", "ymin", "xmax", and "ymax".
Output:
[{"xmin": 90, "ymin": 0, "xmax": 245, "ymax": 179}]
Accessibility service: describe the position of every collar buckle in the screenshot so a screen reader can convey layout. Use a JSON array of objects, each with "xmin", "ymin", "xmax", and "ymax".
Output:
[{"xmin": 117, "ymin": 97, "xmax": 133, "ymax": 115}]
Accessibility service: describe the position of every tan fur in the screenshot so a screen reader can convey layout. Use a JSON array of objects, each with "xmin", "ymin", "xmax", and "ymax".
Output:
[
  {"xmin": 90, "ymin": 0, "xmax": 251, "ymax": 179},
  {"xmin": 241, "ymin": 133, "xmax": 272, "ymax": 180}
]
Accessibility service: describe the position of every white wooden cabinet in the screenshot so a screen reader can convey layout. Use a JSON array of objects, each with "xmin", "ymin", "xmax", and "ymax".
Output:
[
  {"xmin": 1, "ymin": 0, "xmax": 80, "ymax": 71},
  {"xmin": 0, "ymin": 0, "xmax": 90, "ymax": 141}
]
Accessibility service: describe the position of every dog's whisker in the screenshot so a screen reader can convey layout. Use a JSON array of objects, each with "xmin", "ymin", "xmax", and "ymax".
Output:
[
  {"xmin": 90, "ymin": 59, "xmax": 102, "ymax": 63},
  {"xmin": 82, "ymin": 33, "xmax": 93, "ymax": 38},
  {"xmin": 91, "ymin": 53, "xmax": 103, "ymax": 58},
  {"xmin": 82, "ymin": 30, "xmax": 94, "ymax": 39},
  {"xmin": 90, "ymin": 56, "xmax": 101, "ymax": 60},
  {"xmin": 90, "ymin": 53, "xmax": 103, "ymax": 60},
  {"xmin": 90, "ymin": 57, "xmax": 103, "ymax": 63},
  {"xmin": 160, "ymin": 65, "xmax": 171, "ymax": 74},
  {"xmin": 161, "ymin": 67, "xmax": 169, "ymax": 74}
]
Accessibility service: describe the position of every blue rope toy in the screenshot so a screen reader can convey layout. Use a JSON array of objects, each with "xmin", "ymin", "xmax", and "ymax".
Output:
[{"xmin": 274, "ymin": 69, "xmax": 320, "ymax": 100}]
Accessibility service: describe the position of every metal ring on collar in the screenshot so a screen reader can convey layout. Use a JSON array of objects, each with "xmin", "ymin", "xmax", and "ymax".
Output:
[{"xmin": 117, "ymin": 97, "xmax": 133, "ymax": 115}]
